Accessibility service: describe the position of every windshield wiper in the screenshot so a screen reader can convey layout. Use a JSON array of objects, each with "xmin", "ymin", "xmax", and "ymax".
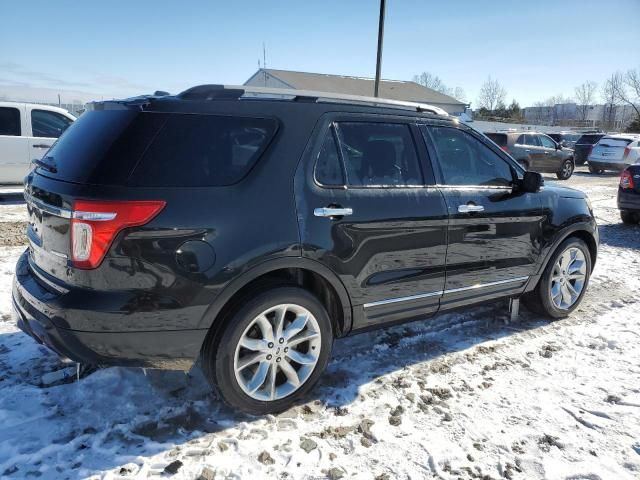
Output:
[{"xmin": 33, "ymin": 158, "xmax": 58, "ymax": 173}]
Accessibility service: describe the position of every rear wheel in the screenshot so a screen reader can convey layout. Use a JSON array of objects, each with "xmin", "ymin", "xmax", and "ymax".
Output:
[
  {"xmin": 202, "ymin": 286, "xmax": 333, "ymax": 414},
  {"xmin": 620, "ymin": 210, "xmax": 638, "ymax": 224},
  {"xmin": 556, "ymin": 159, "xmax": 574, "ymax": 180},
  {"xmin": 523, "ymin": 237, "xmax": 592, "ymax": 319},
  {"xmin": 588, "ymin": 164, "xmax": 604, "ymax": 174}
]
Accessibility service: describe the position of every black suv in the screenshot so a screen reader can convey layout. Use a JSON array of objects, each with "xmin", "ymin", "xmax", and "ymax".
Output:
[
  {"xmin": 574, "ymin": 133, "xmax": 605, "ymax": 165},
  {"xmin": 13, "ymin": 86, "xmax": 598, "ymax": 414}
]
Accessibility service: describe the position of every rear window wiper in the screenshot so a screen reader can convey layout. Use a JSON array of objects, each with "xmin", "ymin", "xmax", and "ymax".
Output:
[{"xmin": 33, "ymin": 157, "xmax": 58, "ymax": 173}]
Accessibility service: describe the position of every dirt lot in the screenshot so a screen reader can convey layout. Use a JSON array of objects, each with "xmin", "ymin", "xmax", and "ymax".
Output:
[{"xmin": 0, "ymin": 167, "xmax": 638, "ymax": 480}]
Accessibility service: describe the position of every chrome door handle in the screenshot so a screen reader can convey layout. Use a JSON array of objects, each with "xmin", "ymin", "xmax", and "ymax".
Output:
[
  {"xmin": 458, "ymin": 204, "xmax": 485, "ymax": 213},
  {"xmin": 314, "ymin": 207, "xmax": 353, "ymax": 218}
]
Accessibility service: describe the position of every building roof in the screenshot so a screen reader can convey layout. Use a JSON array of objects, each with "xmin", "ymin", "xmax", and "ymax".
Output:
[{"xmin": 245, "ymin": 69, "xmax": 466, "ymax": 107}]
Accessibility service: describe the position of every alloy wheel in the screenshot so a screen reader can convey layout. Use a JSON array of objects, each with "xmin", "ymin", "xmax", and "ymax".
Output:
[
  {"xmin": 549, "ymin": 247, "xmax": 587, "ymax": 310},
  {"xmin": 561, "ymin": 161, "xmax": 573, "ymax": 178},
  {"xmin": 233, "ymin": 304, "xmax": 322, "ymax": 401}
]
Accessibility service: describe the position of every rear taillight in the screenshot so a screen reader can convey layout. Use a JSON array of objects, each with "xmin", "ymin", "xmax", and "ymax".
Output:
[
  {"xmin": 70, "ymin": 200, "xmax": 166, "ymax": 269},
  {"xmin": 620, "ymin": 169, "xmax": 634, "ymax": 190},
  {"xmin": 623, "ymin": 146, "xmax": 631, "ymax": 160}
]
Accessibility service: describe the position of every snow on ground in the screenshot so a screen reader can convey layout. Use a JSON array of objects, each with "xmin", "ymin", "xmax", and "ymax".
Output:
[{"xmin": 0, "ymin": 169, "xmax": 639, "ymax": 479}]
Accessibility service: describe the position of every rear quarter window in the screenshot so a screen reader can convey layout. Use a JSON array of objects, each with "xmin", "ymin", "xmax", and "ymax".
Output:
[
  {"xmin": 577, "ymin": 134, "xmax": 603, "ymax": 145},
  {"xmin": 129, "ymin": 114, "xmax": 277, "ymax": 187},
  {"xmin": 597, "ymin": 137, "xmax": 634, "ymax": 148}
]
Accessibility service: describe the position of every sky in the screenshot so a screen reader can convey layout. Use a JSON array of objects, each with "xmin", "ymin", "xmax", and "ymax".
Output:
[{"xmin": 1, "ymin": 0, "xmax": 638, "ymax": 107}]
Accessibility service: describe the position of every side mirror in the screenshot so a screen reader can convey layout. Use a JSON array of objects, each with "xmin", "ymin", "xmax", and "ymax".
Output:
[
  {"xmin": 556, "ymin": 143, "xmax": 562, "ymax": 150},
  {"xmin": 521, "ymin": 171, "xmax": 543, "ymax": 192}
]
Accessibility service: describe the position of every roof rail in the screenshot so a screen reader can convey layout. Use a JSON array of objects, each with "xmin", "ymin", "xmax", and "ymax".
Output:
[{"xmin": 177, "ymin": 84, "xmax": 449, "ymax": 116}]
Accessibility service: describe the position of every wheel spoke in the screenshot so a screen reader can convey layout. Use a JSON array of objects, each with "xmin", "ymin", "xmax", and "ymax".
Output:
[
  {"xmin": 239, "ymin": 337, "xmax": 270, "ymax": 352},
  {"xmin": 255, "ymin": 315, "xmax": 275, "ymax": 343},
  {"xmin": 565, "ymin": 281, "xmax": 579, "ymax": 297},
  {"xmin": 561, "ymin": 284, "xmax": 573, "ymax": 306},
  {"xmin": 286, "ymin": 349, "xmax": 317, "ymax": 365},
  {"xmin": 273, "ymin": 306, "xmax": 286, "ymax": 341},
  {"xmin": 236, "ymin": 352, "xmax": 266, "ymax": 371},
  {"xmin": 246, "ymin": 361, "xmax": 270, "ymax": 393},
  {"xmin": 279, "ymin": 358, "xmax": 301, "ymax": 386},
  {"xmin": 287, "ymin": 330, "xmax": 319, "ymax": 347},
  {"xmin": 268, "ymin": 363, "xmax": 278, "ymax": 400},
  {"xmin": 283, "ymin": 314, "xmax": 309, "ymax": 340}
]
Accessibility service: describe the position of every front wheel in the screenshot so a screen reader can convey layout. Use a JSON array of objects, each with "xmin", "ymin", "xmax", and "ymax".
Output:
[
  {"xmin": 523, "ymin": 237, "xmax": 592, "ymax": 319},
  {"xmin": 556, "ymin": 159, "xmax": 574, "ymax": 180},
  {"xmin": 202, "ymin": 286, "xmax": 333, "ymax": 415}
]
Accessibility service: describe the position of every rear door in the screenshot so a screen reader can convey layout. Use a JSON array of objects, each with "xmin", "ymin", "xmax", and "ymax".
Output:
[
  {"xmin": 26, "ymin": 107, "xmax": 74, "ymax": 166},
  {"xmin": 421, "ymin": 124, "xmax": 543, "ymax": 310},
  {"xmin": 523, "ymin": 134, "xmax": 545, "ymax": 170},
  {"xmin": 0, "ymin": 105, "xmax": 29, "ymax": 184},
  {"xmin": 295, "ymin": 115, "xmax": 448, "ymax": 330}
]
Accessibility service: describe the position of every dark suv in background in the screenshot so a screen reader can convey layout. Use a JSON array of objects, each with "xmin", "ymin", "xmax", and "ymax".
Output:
[
  {"xmin": 13, "ymin": 86, "xmax": 598, "ymax": 414},
  {"xmin": 574, "ymin": 133, "xmax": 605, "ymax": 165},
  {"xmin": 546, "ymin": 131, "xmax": 580, "ymax": 149},
  {"xmin": 484, "ymin": 131, "xmax": 576, "ymax": 179}
]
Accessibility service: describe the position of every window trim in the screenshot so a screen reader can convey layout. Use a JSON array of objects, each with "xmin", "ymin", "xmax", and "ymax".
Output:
[
  {"xmin": 0, "ymin": 106, "xmax": 21, "ymax": 136},
  {"xmin": 312, "ymin": 122, "xmax": 348, "ymax": 189},
  {"xmin": 421, "ymin": 124, "xmax": 519, "ymax": 189}
]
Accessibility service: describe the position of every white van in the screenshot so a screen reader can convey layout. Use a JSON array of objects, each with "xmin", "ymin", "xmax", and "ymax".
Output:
[{"xmin": 0, "ymin": 102, "xmax": 76, "ymax": 184}]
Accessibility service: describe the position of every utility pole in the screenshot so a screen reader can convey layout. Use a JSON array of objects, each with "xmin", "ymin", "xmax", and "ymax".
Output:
[{"xmin": 373, "ymin": 0, "xmax": 386, "ymax": 97}]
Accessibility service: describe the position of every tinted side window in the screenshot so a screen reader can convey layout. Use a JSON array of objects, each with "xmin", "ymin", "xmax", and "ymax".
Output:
[
  {"xmin": 524, "ymin": 134, "xmax": 541, "ymax": 147},
  {"xmin": 315, "ymin": 126, "xmax": 345, "ymax": 186},
  {"xmin": 515, "ymin": 135, "xmax": 525, "ymax": 145},
  {"xmin": 428, "ymin": 127, "xmax": 513, "ymax": 187},
  {"xmin": 32, "ymin": 110, "xmax": 73, "ymax": 138},
  {"xmin": 336, "ymin": 122, "xmax": 423, "ymax": 187},
  {"xmin": 0, "ymin": 107, "xmax": 21, "ymax": 136},
  {"xmin": 485, "ymin": 133, "xmax": 507, "ymax": 147},
  {"xmin": 539, "ymin": 135, "xmax": 556, "ymax": 148},
  {"xmin": 130, "ymin": 115, "xmax": 277, "ymax": 187}
]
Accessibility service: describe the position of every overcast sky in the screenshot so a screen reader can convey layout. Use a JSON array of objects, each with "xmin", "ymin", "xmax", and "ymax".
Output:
[{"xmin": 1, "ymin": 0, "xmax": 638, "ymax": 107}]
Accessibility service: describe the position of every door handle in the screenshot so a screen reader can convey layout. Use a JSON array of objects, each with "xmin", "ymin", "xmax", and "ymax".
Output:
[
  {"xmin": 458, "ymin": 204, "xmax": 485, "ymax": 213},
  {"xmin": 525, "ymin": 149, "xmax": 531, "ymax": 152},
  {"xmin": 32, "ymin": 144, "xmax": 51, "ymax": 149},
  {"xmin": 314, "ymin": 207, "xmax": 353, "ymax": 218}
]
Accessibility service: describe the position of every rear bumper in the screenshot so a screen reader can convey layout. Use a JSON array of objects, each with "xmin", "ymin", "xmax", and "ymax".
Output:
[
  {"xmin": 13, "ymin": 250, "xmax": 205, "ymax": 369},
  {"xmin": 618, "ymin": 189, "xmax": 640, "ymax": 212},
  {"xmin": 588, "ymin": 159, "xmax": 628, "ymax": 171}
]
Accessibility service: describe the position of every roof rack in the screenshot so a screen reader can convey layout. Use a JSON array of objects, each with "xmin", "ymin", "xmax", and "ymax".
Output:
[{"xmin": 177, "ymin": 84, "xmax": 449, "ymax": 116}]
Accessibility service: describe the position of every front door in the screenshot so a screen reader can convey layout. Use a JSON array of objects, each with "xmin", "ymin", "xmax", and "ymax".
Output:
[
  {"xmin": 295, "ymin": 117, "xmax": 448, "ymax": 330},
  {"xmin": 421, "ymin": 125, "xmax": 544, "ymax": 310},
  {"xmin": 538, "ymin": 134, "xmax": 562, "ymax": 172}
]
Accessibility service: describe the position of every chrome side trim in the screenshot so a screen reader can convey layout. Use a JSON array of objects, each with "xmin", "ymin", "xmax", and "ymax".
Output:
[
  {"xmin": 363, "ymin": 290, "xmax": 443, "ymax": 309},
  {"xmin": 443, "ymin": 276, "xmax": 529, "ymax": 295},
  {"xmin": 363, "ymin": 276, "xmax": 529, "ymax": 309},
  {"xmin": 24, "ymin": 193, "xmax": 72, "ymax": 219}
]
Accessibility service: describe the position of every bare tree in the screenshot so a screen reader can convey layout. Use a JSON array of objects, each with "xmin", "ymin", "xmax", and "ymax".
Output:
[
  {"xmin": 612, "ymin": 69, "xmax": 640, "ymax": 120},
  {"xmin": 602, "ymin": 73, "xmax": 622, "ymax": 129},
  {"xmin": 476, "ymin": 77, "xmax": 507, "ymax": 111},
  {"xmin": 574, "ymin": 81, "xmax": 597, "ymax": 122},
  {"xmin": 412, "ymin": 72, "xmax": 466, "ymax": 102},
  {"xmin": 412, "ymin": 72, "xmax": 447, "ymax": 94}
]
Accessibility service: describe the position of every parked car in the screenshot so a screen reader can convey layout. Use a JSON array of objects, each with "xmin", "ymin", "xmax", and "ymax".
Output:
[
  {"xmin": 546, "ymin": 131, "xmax": 581, "ymax": 149},
  {"xmin": 484, "ymin": 131, "xmax": 575, "ymax": 180},
  {"xmin": 0, "ymin": 102, "xmax": 75, "ymax": 184},
  {"xmin": 13, "ymin": 86, "xmax": 598, "ymax": 414},
  {"xmin": 588, "ymin": 134, "xmax": 640, "ymax": 173},
  {"xmin": 573, "ymin": 133, "xmax": 605, "ymax": 165},
  {"xmin": 618, "ymin": 163, "xmax": 640, "ymax": 224}
]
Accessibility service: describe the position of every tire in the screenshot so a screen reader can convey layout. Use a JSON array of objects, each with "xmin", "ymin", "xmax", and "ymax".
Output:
[
  {"xmin": 588, "ymin": 164, "xmax": 603, "ymax": 174},
  {"xmin": 523, "ymin": 237, "xmax": 592, "ymax": 319},
  {"xmin": 556, "ymin": 159, "xmax": 574, "ymax": 180},
  {"xmin": 620, "ymin": 210, "xmax": 638, "ymax": 224},
  {"xmin": 202, "ymin": 286, "xmax": 334, "ymax": 415},
  {"xmin": 575, "ymin": 157, "xmax": 586, "ymax": 166}
]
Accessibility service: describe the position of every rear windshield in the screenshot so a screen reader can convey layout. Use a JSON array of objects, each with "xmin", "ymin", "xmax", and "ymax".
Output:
[
  {"xmin": 597, "ymin": 137, "xmax": 634, "ymax": 148},
  {"xmin": 484, "ymin": 133, "xmax": 507, "ymax": 147},
  {"xmin": 576, "ymin": 134, "xmax": 604, "ymax": 145},
  {"xmin": 37, "ymin": 110, "xmax": 277, "ymax": 186}
]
